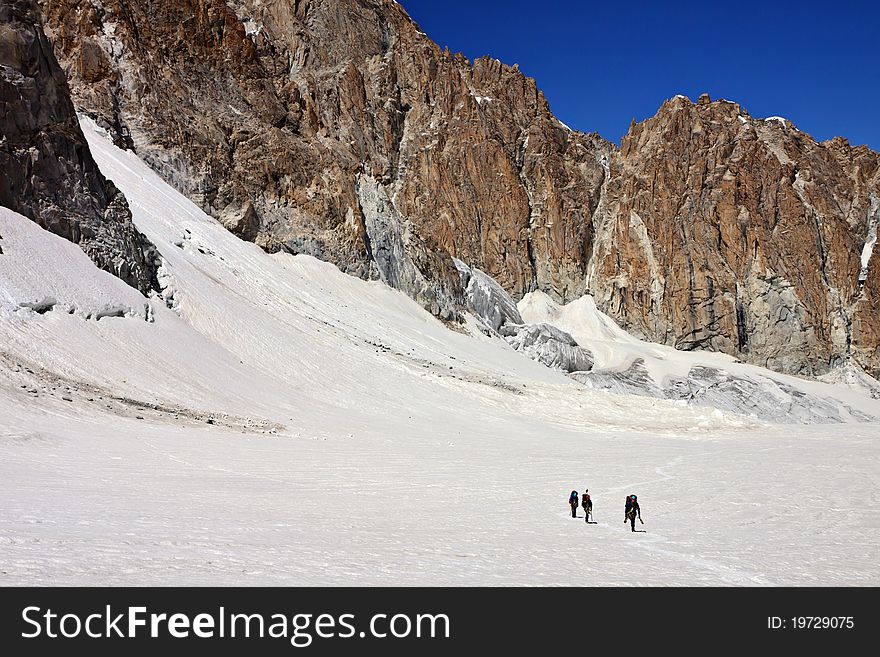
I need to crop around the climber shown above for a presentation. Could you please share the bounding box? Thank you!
[582,489,593,522]
[624,494,643,532]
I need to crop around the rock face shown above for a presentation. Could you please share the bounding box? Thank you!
[588,96,880,377]
[36,0,879,377]
[0,0,157,293]
[357,173,463,320]
[37,0,609,312]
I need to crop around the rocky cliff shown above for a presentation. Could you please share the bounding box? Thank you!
[35,0,880,377]
[37,0,610,320]
[588,95,880,376]
[0,0,157,293]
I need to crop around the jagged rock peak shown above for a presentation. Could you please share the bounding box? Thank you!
[0,0,158,293]
[590,91,880,376]
[32,0,880,378]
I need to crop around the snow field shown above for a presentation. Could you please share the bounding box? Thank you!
[0,120,877,585]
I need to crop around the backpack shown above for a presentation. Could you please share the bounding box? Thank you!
[582,494,591,506]
[569,491,578,505]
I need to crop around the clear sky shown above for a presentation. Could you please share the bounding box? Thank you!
[401,0,879,150]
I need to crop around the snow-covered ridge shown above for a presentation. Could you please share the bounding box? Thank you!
[1,118,875,429]
[1,118,879,587]
[555,118,573,132]
[0,116,761,437]
[515,290,877,423]
[452,250,878,422]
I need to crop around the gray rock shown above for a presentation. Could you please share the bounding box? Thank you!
[453,258,523,331]
[500,323,594,373]
[570,359,660,397]
[356,174,463,321]
[570,362,877,424]
[32,0,880,379]
[0,0,158,294]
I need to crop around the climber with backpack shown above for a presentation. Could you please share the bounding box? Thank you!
[569,490,579,518]
[582,489,593,523]
[625,494,643,532]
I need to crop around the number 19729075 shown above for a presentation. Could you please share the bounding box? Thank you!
[768,617,854,629]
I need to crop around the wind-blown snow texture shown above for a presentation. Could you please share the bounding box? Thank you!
[518,291,879,423]
[0,120,878,586]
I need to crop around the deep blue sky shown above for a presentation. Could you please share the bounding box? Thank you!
[401,0,879,150]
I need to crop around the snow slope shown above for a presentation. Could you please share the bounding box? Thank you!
[518,290,879,423]
[0,119,878,585]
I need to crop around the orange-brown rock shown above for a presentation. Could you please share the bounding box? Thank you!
[589,97,880,376]
[36,1,880,376]
[38,0,610,319]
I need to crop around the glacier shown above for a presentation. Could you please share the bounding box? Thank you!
[0,119,878,586]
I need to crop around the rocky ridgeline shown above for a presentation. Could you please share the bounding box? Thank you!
[31,0,880,378]
[0,0,157,293]
[36,0,609,322]
[588,94,880,378]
